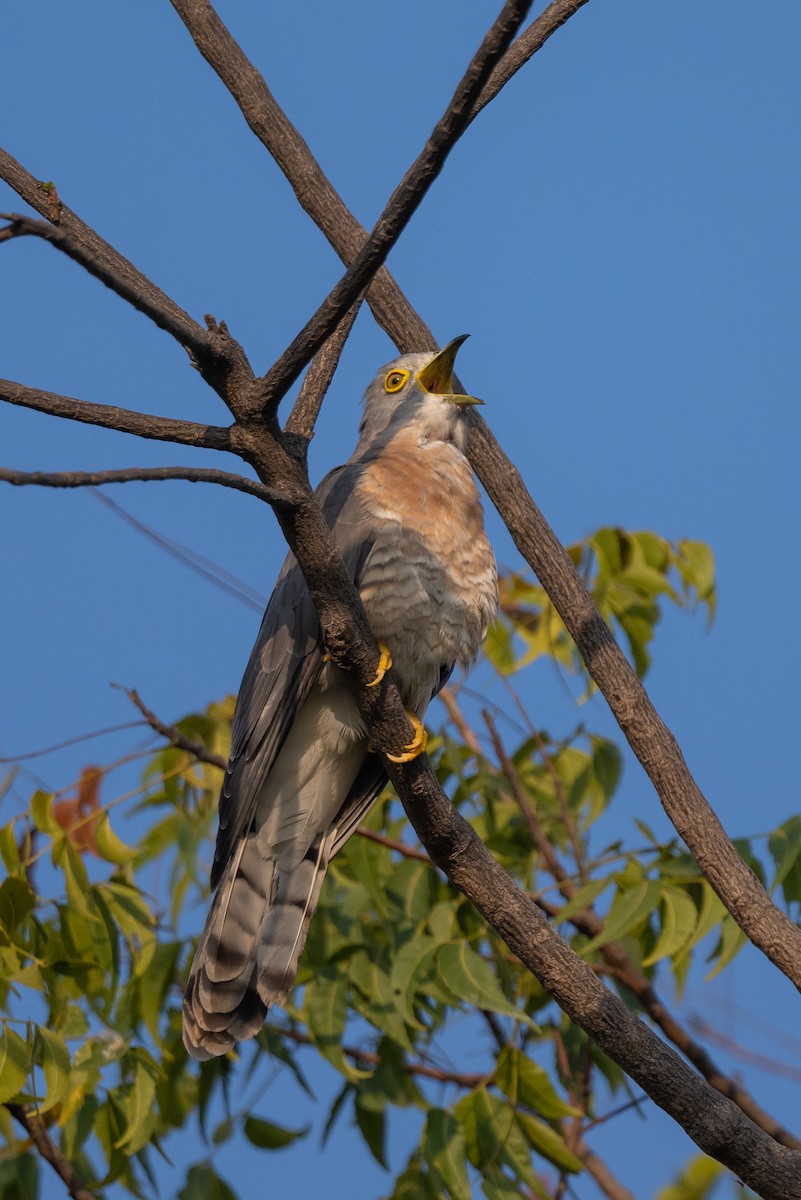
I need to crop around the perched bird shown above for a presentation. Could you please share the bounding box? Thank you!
[183,337,498,1059]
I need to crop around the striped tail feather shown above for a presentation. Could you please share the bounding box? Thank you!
[182,833,331,1060]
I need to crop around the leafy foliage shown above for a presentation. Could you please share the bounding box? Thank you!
[0,527,788,1198]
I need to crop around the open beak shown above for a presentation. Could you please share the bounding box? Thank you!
[417,334,483,406]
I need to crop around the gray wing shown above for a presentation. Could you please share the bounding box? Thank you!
[211,462,373,887]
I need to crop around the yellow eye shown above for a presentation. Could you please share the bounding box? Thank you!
[384,369,409,394]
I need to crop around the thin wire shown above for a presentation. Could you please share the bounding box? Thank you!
[90,489,268,612]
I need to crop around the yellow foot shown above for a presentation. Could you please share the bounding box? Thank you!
[387,711,428,763]
[321,651,332,664]
[367,641,393,688]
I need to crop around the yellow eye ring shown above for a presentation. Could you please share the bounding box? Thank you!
[384,369,409,394]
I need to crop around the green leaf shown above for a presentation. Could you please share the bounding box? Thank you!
[556,878,611,923]
[0,1024,31,1104]
[0,1154,39,1200]
[495,1047,579,1119]
[114,1052,158,1154]
[304,968,370,1081]
[96,882,156,976]
[30,790,59,834]
[0,820,22,874]
[516,1111,582,1173]
[386,859,436,923]
[705,914,747,980]
[768,816,801,897]
[657,1152,722,1199]
[93,813,139,865]
[349,952,415,1049]
[355,1099,387,1168]
[0,877,36,934]
[455,1087,514,1172]
[642,886,698,967]
[438,942,533,1024]
[685,883,726,952]
[36,1026,70,1113]
[344,835,389,917]
[243,1115,309,1150]
[388,935,439,1028]
[422,1108,471,1200]
[581,880,662,953]
[178,1164,238,1200]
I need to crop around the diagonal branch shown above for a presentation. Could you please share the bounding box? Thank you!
[6,1103,97,1200]
[168,0,801,992]
[168,0,591,355]
[0,465,281,503]
[284,302,361,448]
[484,710,801,1151]
[386,745,801,1198]
[0,154,211,364]
[253,0,535,416]
[0,166,256,406]
[0,378,234,450]
[471,0,592,122]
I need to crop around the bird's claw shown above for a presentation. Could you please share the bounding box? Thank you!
[387,711,428,763]
[367,641,392,688]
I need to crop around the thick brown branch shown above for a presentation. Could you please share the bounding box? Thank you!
[387,751,801,1197]
[6,1103,97,1200]
[466,413,801,991]
[0,378,234,450]
[254,0,534,415]
[0,465,283,502]
[484,716,801,1150]
[0,158,211,364]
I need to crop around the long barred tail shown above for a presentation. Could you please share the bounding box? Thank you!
[182,834,331,1061]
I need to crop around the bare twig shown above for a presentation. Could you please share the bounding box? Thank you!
[438,687,484,756]
[6,1104,97,1200]
[0,465,283,503]
[254,0,535,416]
[116,686,228,770]
[353,826,430,863]
[122,684,431,863]
[574,1139,635,1200]
[688,1017,801,1083]
[0,159,211,365]
[265,1024,484,1089]
[284,303,362,447]
[470,0,592,123]
[0,378,234,450]
[484,709,570,890]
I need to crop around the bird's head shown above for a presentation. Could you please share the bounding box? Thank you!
[358,335,482,451]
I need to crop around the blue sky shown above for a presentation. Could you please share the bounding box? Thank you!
[2,1,801,1197]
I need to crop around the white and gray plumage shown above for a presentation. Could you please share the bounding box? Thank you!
[183,337,498,1060]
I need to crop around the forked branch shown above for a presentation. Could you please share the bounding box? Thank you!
[0,466,280,502]
[254,0,536,416]
[0,378,234,450]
